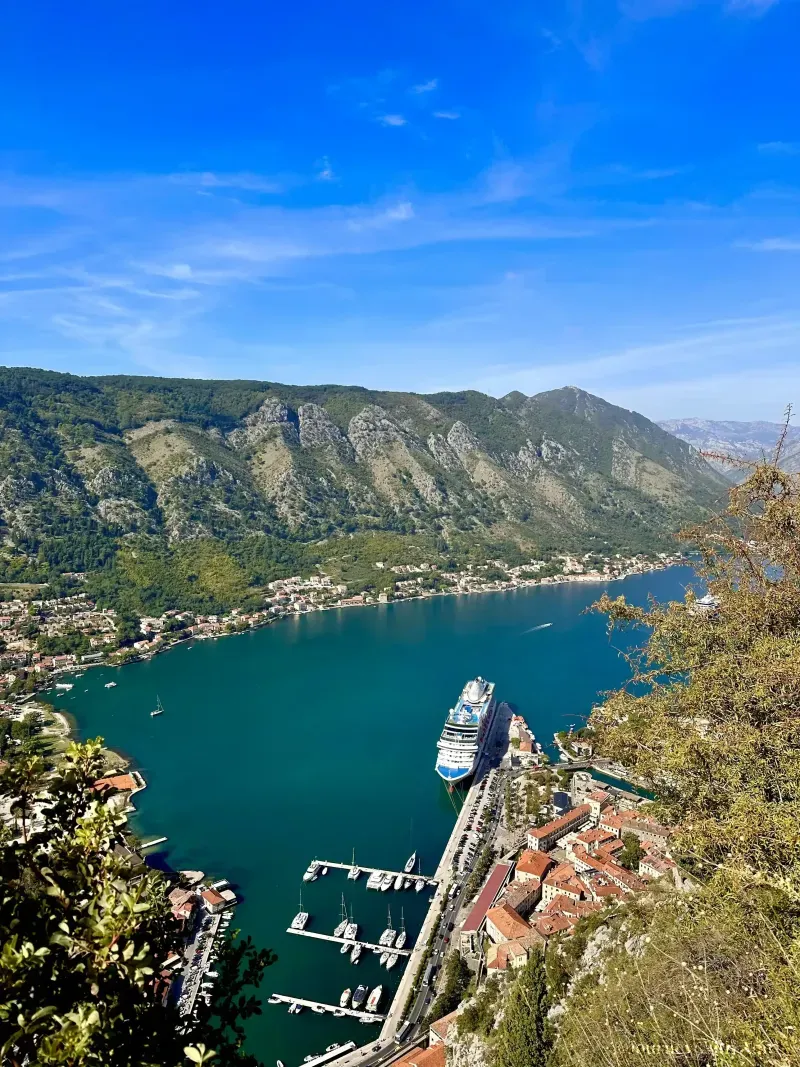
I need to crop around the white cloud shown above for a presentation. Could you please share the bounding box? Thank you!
[347,201,415,231]
[757,141,800,155]
[411,79,438,94]
[738,237,800,251]
[378,114,408,127]
[316,156,335,181]
[176,171,284,194]
[433,111,461,120]
[726,0,779,12]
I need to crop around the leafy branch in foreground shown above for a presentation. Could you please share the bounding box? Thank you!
[549,455,800,1067]
[0,738,273,1067]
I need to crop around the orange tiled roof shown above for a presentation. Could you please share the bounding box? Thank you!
[529,804,591,841]
[516,850,555,879]
[486,902,531,941]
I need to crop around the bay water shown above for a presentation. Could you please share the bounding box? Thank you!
[51,565,697,1065]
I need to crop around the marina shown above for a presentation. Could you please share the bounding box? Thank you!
[267,994,387,1022]
[311,860,436,885]
[285,928,412,956]
[56,565,695,1065]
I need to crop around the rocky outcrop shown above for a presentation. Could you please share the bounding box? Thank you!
[298,403,354,460]
[446,420,482,460]
[347,405,421,461]
[228,397,299,449]
[426,432,463,471]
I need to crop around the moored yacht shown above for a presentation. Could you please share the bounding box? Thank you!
[395,909,407,950]
[393,874,404,891]
[378,907,396,947]
[366,986,383,1013]
[302,860,321,882]
[404,851,416,873]
[340,989,351,1008]
[347,848,361,880]
[367,871,382,890]
[386,953,398,970]
[291,891,308,930]
[351,985,368,1010]
[333,894,348,938]
[380,873,393,891]
[350,943,362,964]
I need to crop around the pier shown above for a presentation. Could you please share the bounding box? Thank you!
[268,993,386,1021]
[314,860,437,884]
[303,1042,357,1066]
[141,836,168,849]
[286,928,412,955]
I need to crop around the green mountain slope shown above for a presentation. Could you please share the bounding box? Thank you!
[0,368,728,603]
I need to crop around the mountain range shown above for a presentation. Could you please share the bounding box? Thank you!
[658,418,800,479]
[0,368,729,604]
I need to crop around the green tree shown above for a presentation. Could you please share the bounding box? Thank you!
[496,950,551,1067]
[0,739,274,1066]
[617,832,643,871]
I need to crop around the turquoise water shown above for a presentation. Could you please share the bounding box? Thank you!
[50,565,698,1066]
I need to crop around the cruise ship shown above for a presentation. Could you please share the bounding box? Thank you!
[435,677,496,787]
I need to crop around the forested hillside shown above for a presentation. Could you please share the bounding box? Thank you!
[0,368,727,611]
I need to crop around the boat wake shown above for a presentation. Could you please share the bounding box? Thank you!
[522,622,553,634]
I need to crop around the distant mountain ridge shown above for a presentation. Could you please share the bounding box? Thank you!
[0,369,728,595]
[658,418,800,478]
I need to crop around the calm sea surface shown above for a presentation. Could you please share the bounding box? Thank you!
[50,565,698,1066]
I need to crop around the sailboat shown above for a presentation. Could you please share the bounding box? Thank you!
[404,851,417,873]
[291,890,309,931]
[347,847,361,881]
[334,894,348,938]
[395,908,407,950]
[415,856,425,892]
[151,695,164,718]
[378,906,396,947]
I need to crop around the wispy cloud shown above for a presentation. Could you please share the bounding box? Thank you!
[316,156,335,181]
[411,78,438,94]
[433,110,460,121]
[738,237,800,251]
[378,114,408,127]
[758,141,800,155]
[174,171,284,194]
[726,0,780,13]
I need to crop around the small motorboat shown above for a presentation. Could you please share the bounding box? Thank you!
[380,874,393,891]
[277,1061,285,1067]
[333,1009,346,1017]
[288,1002,302,1014]
[350,944,362,964]
[394,874,404,891]
[403,878,412,889]
[415,879,425,892]
[104,681,117,688]
[340,941,353,955]
[312,1005,326,1014]
[267,995,281,1005]
[322,866,328,876]
[340,989,351,1008]
[326,1044,340,1053]
[379,951,389,966]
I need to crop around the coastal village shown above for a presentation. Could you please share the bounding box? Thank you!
[0,549,683,700]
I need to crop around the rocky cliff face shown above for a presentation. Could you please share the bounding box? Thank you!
[0,369,728,560]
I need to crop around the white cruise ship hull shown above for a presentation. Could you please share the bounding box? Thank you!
[435,678,496,787]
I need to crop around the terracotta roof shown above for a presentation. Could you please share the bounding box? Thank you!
[94,773,137,793]
[461,862,514,933]
[529,804,591,841]
[587,789,611,802]
[397,1045,447,1067]
[515,850,555,879]
[486,902,531,941]
[429,1008,460,1043]
[531,912,574,938]
[574,827,616,848]
[201,889,225,907]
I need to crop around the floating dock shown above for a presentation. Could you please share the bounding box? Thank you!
[268,993,385,1021]
[313,861,437,883]
[141,836,168,849]
[303,1041,357,1066]
[285,928,412,955]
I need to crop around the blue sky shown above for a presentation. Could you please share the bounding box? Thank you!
[1,0,799,420]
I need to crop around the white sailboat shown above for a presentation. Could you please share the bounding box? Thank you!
[343,902,358,942]
[386,953,399,970]
[395,909,407,950]
[151,695,164,717]
[334,894,348,938]
[415,857,425,892]
[404,851,417,873]
[291,890,308,931]
[347,847,361,881]
[378,907,396,947]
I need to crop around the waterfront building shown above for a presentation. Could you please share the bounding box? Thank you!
[485,902,531,944]
[458,861,513,956]
[527,804,592,851]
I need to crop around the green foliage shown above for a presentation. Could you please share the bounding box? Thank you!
[456,976,503,1038]
[495,950,551,1067]
[618,833,643,871]
[37,629,91,656]
[428,952,471,1022]
[0,739,273,1066]
[465,844,495,900]
[550,457,800,1067]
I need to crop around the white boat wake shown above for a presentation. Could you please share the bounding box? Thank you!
[522,622,553,634]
